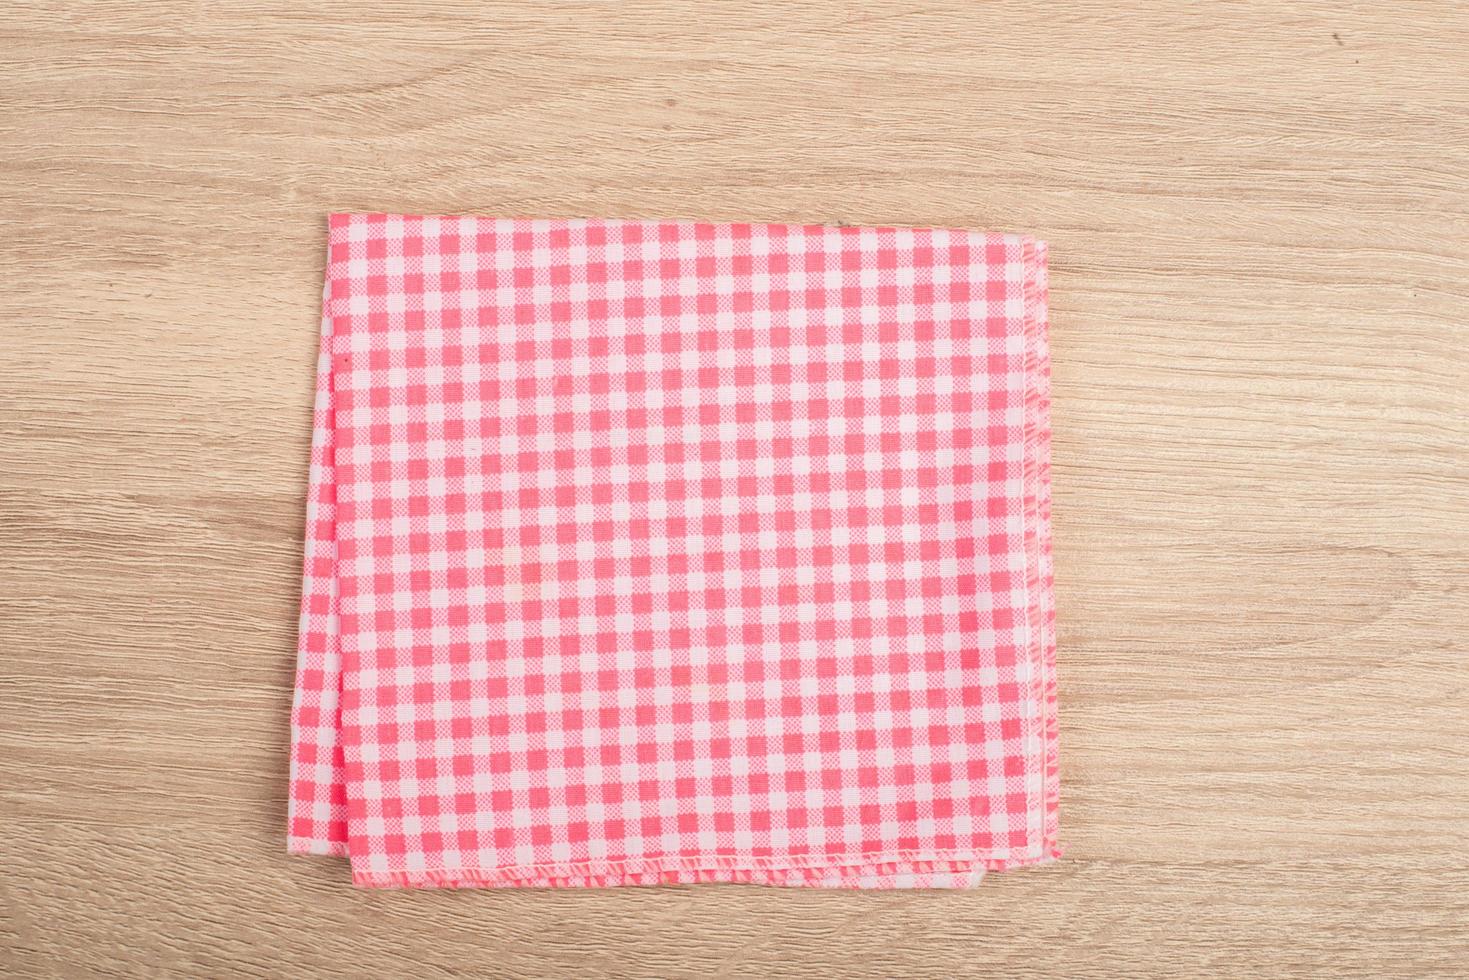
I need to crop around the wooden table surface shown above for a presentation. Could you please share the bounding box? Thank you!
[4,2,1467,976]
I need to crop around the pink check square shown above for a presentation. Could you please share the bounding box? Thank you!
[288,215,1056,888]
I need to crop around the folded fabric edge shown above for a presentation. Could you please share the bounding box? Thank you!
[285,269,350,855]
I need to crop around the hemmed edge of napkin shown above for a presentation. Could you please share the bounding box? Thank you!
[349,850,1052,889]
[1023,239,1061,864]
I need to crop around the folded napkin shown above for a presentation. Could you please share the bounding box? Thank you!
[287,214,1057,887]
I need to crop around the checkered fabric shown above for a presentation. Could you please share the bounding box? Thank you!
[288,214,1057,888]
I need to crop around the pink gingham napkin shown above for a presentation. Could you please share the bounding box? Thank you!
[287,214,1057,887]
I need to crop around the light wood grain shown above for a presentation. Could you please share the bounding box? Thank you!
[2,2,1467,976]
